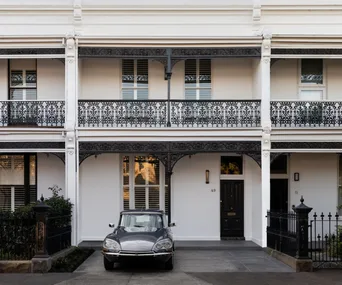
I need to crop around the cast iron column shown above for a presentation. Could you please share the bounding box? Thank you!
[166,152,172,225]
[293,196,313,259]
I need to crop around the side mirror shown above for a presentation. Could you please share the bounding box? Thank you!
[109,223,115,228]
[168,222,176,227]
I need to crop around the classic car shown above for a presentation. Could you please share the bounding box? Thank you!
[102,210,175,270]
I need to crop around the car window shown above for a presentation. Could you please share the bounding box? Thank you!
[120,213,163,232]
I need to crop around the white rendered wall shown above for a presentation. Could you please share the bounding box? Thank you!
[212,59,253,100]
[80,154,121,241]
[252,59,262,99]
[37,59,65,100]
[79,59,255,100]
[37,153,65,198]
[172,153,259,241]
[0,60,7,101]
[80,59,120,100]
[289,153,338,220]
[270,59,298,100]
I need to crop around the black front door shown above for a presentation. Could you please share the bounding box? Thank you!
[220,180,244,238]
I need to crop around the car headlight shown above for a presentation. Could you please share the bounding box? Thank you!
[153,238,173,251]
[103,238,121,252]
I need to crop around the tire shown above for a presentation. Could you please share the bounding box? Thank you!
[104,257,115,271]
[165,256,174,270]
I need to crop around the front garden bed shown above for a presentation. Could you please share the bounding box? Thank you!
[49,247,94,272]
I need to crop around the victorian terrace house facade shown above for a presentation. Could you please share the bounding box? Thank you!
[0,0,341,248]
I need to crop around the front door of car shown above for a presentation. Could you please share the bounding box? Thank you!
[220,180,244,238]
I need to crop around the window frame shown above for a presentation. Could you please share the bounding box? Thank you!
[184,59,211,100]
[298,59,326,100]
[8,59,37,101]
[121,154,165,211]
[0,153,37,211]
[121,59,149,100]
[220,154,245,180]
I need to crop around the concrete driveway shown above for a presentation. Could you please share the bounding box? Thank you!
[75,249,293,273]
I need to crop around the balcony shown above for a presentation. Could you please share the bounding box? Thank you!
[78,100,261,128]
[271,101,342,127]
[0,100,65,127]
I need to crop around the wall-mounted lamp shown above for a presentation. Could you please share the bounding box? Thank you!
[294,172,300,182]
[205,170,210,184]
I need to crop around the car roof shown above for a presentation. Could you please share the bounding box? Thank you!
[120,209,164,215]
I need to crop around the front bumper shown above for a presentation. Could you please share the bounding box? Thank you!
[102,250,172,263]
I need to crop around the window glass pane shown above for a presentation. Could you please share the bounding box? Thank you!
[123,156,129,185]
[134,156,159,185]
[26,71,37,87]
[199,88,211,100]
[136,88,148,100]
[26,89,37,100]
[137,59,148,86]
[199,59,211,84]
[0,186,11,211]
[149,187,159,209]
[271,155,287,174]
[123,187,130,210]
[134,187,146,209]
[122,89,134,100]
[10,89,24,100]
[185,59,197,86]
[221,156,243,175]
[0,155,24,185]
[301,59,323,84]
[14,185,25,209]
[122,59,134,86]
[11,71,23,87]
[30,155,36,185]
[185,89,197,100]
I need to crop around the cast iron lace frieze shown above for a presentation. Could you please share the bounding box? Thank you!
[78,100,261,128]
[0,101,65,127]
[271,101,342,127]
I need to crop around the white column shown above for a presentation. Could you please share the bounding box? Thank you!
[261,31,272,248]
[65,35,78,246]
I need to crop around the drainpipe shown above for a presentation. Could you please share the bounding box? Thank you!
[166,48,172,127]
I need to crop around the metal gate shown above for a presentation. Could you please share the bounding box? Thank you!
[309,212,342,269]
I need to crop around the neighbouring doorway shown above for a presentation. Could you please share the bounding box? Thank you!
[270,179,288,231]
[270,179,288,213]
[220,180,244,239]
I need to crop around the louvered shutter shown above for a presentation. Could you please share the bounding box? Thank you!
[199,59,211,100]
[185,59,197,100]
[134,187,146,209]
[149,187,159,209]
[136,59,148,100]
[122,59,135,100]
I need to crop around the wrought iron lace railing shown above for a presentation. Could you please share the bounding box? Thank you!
[78,100,261,128]
[0,100,65,127]
[271,101,342,127]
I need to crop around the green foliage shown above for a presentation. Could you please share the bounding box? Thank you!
[49,247,94,272]
[327,225,342,258]
[0,185,73,260]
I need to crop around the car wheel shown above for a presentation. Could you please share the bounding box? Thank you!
[165,256,174,270]
[103,257,115,271]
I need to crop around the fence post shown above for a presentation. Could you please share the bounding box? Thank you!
[31,195,51,273]
[293,196,313,259]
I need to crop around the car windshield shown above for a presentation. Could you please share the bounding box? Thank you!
[119,213,164,232]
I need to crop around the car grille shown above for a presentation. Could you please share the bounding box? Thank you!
[120,250,153,254]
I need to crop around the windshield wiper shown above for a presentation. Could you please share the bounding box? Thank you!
[133,225,145,228]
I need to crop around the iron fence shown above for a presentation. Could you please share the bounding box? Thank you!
[0,211,36,260]
[46,214,72,255]
[78,99,261,128]
[0,100,65,127]
[271,101,342,127]
[266,211,297,257]
[309,212,342,269]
